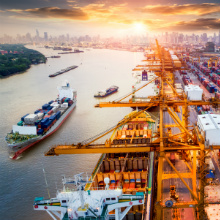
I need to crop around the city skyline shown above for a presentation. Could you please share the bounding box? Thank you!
[0,0,220,37]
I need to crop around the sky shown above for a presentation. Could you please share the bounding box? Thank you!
[0,0,220,37]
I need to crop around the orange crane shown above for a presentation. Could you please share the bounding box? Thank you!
[45,40,220,220]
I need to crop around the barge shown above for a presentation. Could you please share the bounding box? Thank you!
[49,65,78,77]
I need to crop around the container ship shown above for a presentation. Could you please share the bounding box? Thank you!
[33,111,156,220]
[5,81,77,160]
[94,86,119,98]
[49,65,78,77]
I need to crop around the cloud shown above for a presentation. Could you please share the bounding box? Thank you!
[9,7,89,20]
[159,18,220,31]
[140,3,220,16]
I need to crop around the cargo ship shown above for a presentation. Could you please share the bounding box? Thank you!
[49,65,78,77]
[5,81,77,160]
[94,86,119,98]
[33,111,156,220]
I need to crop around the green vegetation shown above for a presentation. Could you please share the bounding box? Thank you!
[0,44,46,77]
[6,132,38,144]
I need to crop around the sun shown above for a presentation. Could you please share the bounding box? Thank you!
[133,22,147,34]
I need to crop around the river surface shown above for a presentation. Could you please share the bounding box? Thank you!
[0,46,145,220]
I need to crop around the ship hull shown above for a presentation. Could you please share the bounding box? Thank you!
[8,102,76,159]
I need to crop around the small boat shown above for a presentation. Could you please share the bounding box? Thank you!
[94,86,119,98]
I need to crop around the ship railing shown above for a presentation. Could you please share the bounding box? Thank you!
[34,198,60,205]
[119,194,144,201]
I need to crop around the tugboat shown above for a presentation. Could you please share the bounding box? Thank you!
[94,86,119,98]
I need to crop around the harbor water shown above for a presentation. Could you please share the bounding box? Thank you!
[0,47,145,220]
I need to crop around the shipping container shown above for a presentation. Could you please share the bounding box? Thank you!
[43,115,50,119]
[170,153,175,165]
[56,111,61,119]
[48,100,54,105]
[24,114,38,124]
[34,120,41,126]
[49,115,56,121]
[202,105,207,111]
[41,118,49,125]
[42,103,50,110]
[34,109,41,114]
[37,112,44,120]
[68,100,73,106]
[21,114,29,122]
[47,110,53,115]
[17,121,23,126]
[197,106,202,112]
[37,128,44,135]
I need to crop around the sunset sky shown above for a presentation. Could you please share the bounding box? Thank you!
[1,0,220,37]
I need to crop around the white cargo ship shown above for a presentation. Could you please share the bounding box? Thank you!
[5,81,77,159]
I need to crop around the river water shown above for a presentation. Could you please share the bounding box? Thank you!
[0,46,145,220]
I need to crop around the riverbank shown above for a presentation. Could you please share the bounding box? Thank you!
[0,44,46,78]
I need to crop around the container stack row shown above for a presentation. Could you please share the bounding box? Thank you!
[17,97,74,135]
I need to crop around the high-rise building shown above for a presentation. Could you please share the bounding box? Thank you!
[201,33,208,43]
[213,33,216,43]
[44,32,48,41]
[219,31,220,45]
[36,29,39,38]
[36,29,40,42]
[205,42,215,52]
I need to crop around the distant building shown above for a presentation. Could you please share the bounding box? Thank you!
[205,42,215,52]
[219,31,220,45]
[44,32,48,41]
[0,50,8,55]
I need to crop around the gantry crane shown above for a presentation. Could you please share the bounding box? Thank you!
[208,57,219,68]
[45,40,220,220]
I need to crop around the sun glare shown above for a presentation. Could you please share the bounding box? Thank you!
[133,22,147,34]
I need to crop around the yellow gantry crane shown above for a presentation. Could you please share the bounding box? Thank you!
[45,40,220,220]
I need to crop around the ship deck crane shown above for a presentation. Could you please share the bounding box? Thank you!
[45,40,220,220]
